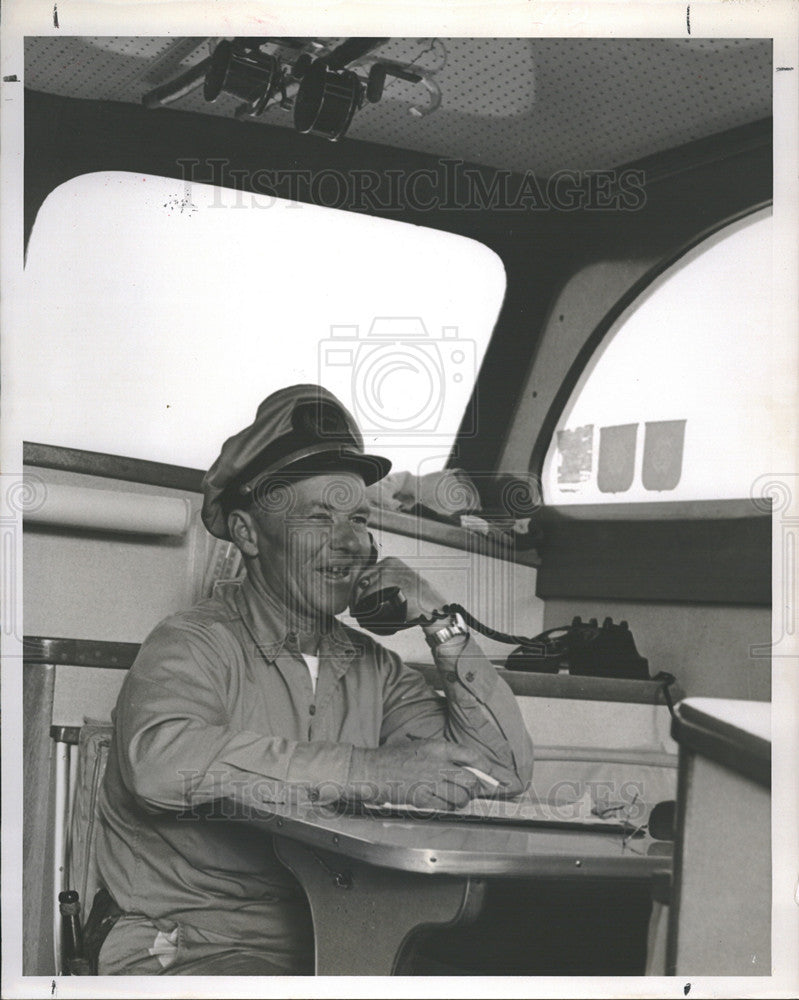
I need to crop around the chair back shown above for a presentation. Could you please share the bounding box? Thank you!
[67,722,115,917]
[49,662,127,974]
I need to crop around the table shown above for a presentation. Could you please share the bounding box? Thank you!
[248,800,673,975]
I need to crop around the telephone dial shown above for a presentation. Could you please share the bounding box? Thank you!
[503,617,650,680]
[351,535,655,684]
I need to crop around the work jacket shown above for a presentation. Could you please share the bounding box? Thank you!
[96,575,534,964]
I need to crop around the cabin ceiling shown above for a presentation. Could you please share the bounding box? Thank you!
[24,36,771,176]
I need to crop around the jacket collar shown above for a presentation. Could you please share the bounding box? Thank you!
[221,574,360,668]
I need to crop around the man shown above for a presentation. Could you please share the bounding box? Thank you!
[94,384,534,975]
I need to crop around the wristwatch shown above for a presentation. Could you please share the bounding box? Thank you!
[425,614,469,648]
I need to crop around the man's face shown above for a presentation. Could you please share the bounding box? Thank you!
[249,471,373,621]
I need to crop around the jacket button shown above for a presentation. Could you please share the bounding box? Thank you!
[446,671,457,682]
[309,704,316,715]
[465,671,475,682]
[309,789,320,802]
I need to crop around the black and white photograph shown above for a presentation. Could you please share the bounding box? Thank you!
[2,3,797,997]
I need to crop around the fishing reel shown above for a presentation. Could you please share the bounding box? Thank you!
[203,38,443,139]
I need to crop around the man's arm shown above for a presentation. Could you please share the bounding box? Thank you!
[114,621,355,811]
[114,619,501,814]
[354,557,535,797]
[374,631,534,796]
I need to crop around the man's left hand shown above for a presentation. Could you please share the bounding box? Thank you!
[354,555,449,624]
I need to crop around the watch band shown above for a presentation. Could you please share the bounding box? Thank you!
[425,620,470,648]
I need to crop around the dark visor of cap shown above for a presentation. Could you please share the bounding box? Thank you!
[227,427,358,498]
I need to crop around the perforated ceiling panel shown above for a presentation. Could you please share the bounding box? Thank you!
[24,36,771,175]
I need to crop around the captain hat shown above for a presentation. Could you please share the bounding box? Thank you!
[201,384,391,540]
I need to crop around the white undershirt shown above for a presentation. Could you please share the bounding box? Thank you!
[300,653,320,693]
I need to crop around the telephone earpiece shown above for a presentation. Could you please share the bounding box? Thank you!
[350,533,412,635]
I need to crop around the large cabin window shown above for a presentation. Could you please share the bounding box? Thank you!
[21,171,505,478]
[542,210,782,504]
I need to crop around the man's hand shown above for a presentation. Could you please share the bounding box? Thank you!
[355,556,448,624]
[346,738,501,809]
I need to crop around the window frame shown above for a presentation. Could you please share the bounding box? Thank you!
[538,205,775,508]
[525,208,774,605]
[529,202,773,505]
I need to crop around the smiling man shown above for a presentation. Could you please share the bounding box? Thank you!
[93,384,534,976]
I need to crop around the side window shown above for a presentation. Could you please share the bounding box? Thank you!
[542,211,780,504]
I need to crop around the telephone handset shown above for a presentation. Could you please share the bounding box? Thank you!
[350,534,413,635]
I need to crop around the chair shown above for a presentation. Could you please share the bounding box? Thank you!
[45,659,127,975]
[51,721,114,973]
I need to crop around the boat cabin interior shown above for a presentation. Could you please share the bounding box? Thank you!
[11,32,785,983]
